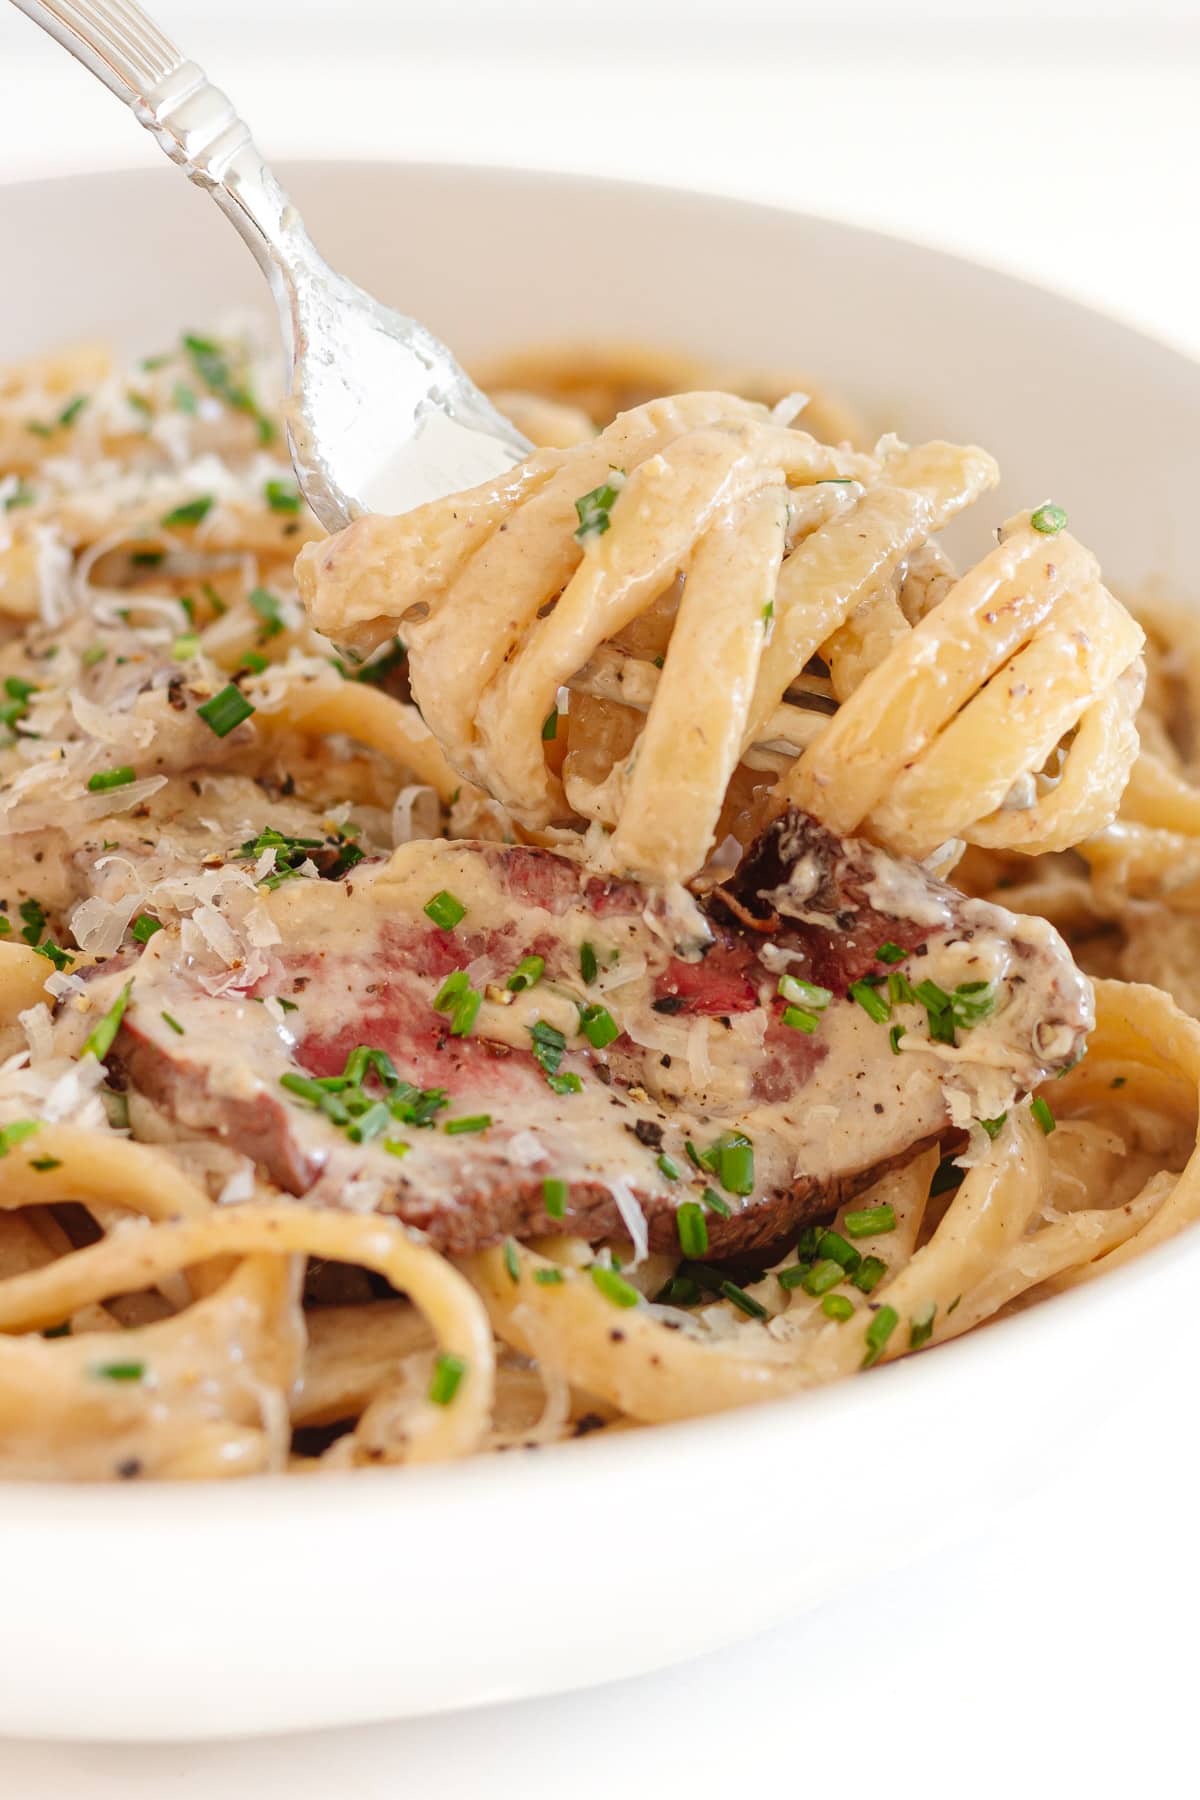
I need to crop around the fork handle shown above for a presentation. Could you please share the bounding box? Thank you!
[9,0,315,302]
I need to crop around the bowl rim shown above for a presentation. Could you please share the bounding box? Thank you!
[4,153,1197,374]
[0,154,1195,1516]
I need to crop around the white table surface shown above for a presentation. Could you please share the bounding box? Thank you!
[0,14,1196,1793]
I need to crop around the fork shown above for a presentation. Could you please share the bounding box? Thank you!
[8,0,532,529]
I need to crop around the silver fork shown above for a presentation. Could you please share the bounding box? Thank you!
[8,0,531,529]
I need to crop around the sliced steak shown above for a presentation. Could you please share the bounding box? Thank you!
[113,808,1092,1259]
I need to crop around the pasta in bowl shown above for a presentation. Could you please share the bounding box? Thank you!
[0,316,1194,1485]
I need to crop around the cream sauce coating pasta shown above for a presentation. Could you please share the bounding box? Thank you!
[0,329,1194,1481]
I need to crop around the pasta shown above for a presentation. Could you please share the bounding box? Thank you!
[0,324,1194,1482]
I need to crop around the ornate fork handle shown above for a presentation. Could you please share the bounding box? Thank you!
[9,0,531,524]
[10,0,312,299]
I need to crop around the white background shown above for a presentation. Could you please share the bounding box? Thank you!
[0,1,1197,1792]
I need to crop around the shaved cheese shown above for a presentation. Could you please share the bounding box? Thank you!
[506,1129,549,1169]
[32,522,75,626]
[217,1162,256,1206]
[606,1176,649,1266]
[391,784,440,847]
[78,775,167,821]
[19,1004,54,1065]
[70,890,143,956]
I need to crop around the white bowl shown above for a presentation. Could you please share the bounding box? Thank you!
[1,162,1197,1744]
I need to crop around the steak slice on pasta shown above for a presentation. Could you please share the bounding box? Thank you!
[110,808,1092,1260]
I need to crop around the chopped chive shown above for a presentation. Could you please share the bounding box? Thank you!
[573,472,625,541]
[887,970,916,1007]
[172,633,200,660]
[161,1011,184,1035]
[657,1274,701,1306]
[656,1153,681,1181]
[822,1294,854,1322]
[543,1176,568,1219]
[713,1133,754,1197]
[1031,1095,1056,1134]
[546,1071,583,1095]
[776,1263,811,1291]
[849,979,890,1024]
[930,1159,963,1196]
[347,1101,392,1143]
[30,1155,62,1172]
[0,919,9,936]
[862,1305,899,1368]
[909,1301,937,1349]
[542,707,558,741]
[86,766,135,793]
[93,1361,146,1382]
[843,1202,897,1239]
[817,1229,861,1271]
[161,494,214,528]
[240,652,269,675]
[33,940,73,972]
[58,394,88,428]
[448,989,481,1037]
[927,1004,957,1045]
[580,941,598,984]
[534,1267,564,1286]
[433,969,469,1012]
[1031,502,1067,536]
[444,1113,490,1134]
[130,549,163,567]
[81,980,132,1062]
[197,684,254,737]
[720,1279,768,1320]
[876,942,907,964]
[0,1120,40,1154]
[676,1201,708,1259]
[782,1004,819,1033]
[979,1113,1007,1139]
[762,600,774,628]
[424,889,466,930]
[951,982,995,1028]
[947,1294,962,1315]
[701,1185,732,1218]
[503,1238,520,1283]
[1111,1076,1127,1089]
[19,898,46,945]
[248,586,284,638]
[914,979,951,1014]
[382,1138,410,1158]
[851,1255,887,1294]
[428,1352,466,1405]
[3,477,35,510]
[590,1265,640,1308]
[528,1020,567,1076]
[801,1258,845,1296]
[264,478,301,514]
[777,973,833,1009]
[172,380,197,413]
[580,1003,619,1050]
[889,1024,905,1055]
[507,954,544,992]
